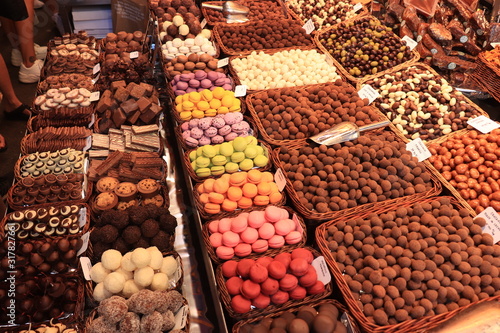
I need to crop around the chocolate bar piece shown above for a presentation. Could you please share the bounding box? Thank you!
[139,82,154,97]
[95,150,123,175]
[110,80,127,91]
[114,86,130,103]
[96,94,114,114]
[129,84,146,99]
[140,105,161,123]
[128,111,141,124]
[126,82,138,93]
[132,124,159,135]
[112,108,127,127]
[136,97,152,113]
[121,99,139,114]
[89,150,109,158]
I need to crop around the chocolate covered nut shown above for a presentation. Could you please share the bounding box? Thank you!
[287,0,361,30]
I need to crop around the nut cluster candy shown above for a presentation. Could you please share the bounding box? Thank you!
[324,197,500,326]
[278,131,433,214]
[287,0,360,30]
[171,71,232,95]
[319,16,413,77]
[222,248,325,314]
[189,136,268,177]
[365,65,483,141]
[180,112,252,148]
[175,87,241,120]
[150,0,201,18]
[197,170,283,214]
[208,206,302,260]
[102,31,145,55]
[231,49,341,90]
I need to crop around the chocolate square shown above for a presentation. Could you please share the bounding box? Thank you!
[127,111,141,124]
[96,95,114,114]
[140,108,158,123]
[112,108,127,127]
[136,97,152,113]
[139,82,154,97]
[126,82,138,93]
[110,80,127,91]
[121,99,139,114]
[129,84,146,99]
[114,86,130,103]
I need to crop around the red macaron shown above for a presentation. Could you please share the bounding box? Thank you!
[221,260,239,278]
[241,279,261,299]
[268,260,287,280]
[236,258,255,278]
[226,276,244,295]
[249,263,268,283]
[261,278,280,296]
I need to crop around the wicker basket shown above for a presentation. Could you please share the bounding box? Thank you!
[201,0,289,26]
[202,205,307,264]
[6,176,93,211]
[245,81,388,147]
[357,62,490,145]
[216,247,332,319]
[183,139,273,182]
[270,131,442,222]
[315,196,500,333]
[314,15,420,84]
[212,19,314,56]
[470,53,500,103]
[193,180,287,221]
[174,115,258,152]
[232,298,361,333]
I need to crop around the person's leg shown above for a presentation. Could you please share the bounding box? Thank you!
[0,134,5,151]
[0,53,31,118]
[15,0,36,68]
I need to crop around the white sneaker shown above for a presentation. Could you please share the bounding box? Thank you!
[11,44,47,67]
[19,59,43,84]
[34,0,45,9]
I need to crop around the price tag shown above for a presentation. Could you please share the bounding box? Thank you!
[406,137,432,162]
[201,18,207,29]
[89,91,100,102]
[172,256,182,284]
[353,2,363,12]
[303,19,315,34]
[401,35,418,51]
[79,207,87,227]
[174,305,189,330]
[92,63,100,75]
[357,84,380,105]
[467,116,500,134]
[217,57,229,68]
[80,257,92,281]
[234,85,247,97]
[477,207,500,244]
[84,158,89,174]
[130,51,139,59]
[292,213,304,234]
[83,136,92,151]
[88,113,96,129]
[312,256,331,285]
[77,232,90,256]
[492,42,500,48]
[274,168,287,192]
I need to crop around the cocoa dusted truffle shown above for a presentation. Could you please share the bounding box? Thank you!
[162,310,175,331]
[150,231,172,252]
[134,237,150,249]
[166,290,184,313]
[109,210,130,229]
[128,206,149,225]
[159,213,177,235]
[113,238,130,254]
[141,219,160,238]
[155,290,174,313]
[99,225,119,244]
[144,203,163,219]
[123,225,142,244]
[99,210,118,227]
[87,316,119,333]
[119,312,140,333]
[98,296,128,323]
[127,289,157,314]
[140,311,163,333]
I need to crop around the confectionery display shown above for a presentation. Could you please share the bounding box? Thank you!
[91,125,161,153]
[90,247,181,301]
[286,0,362,30]
[202,0,287,24]
[18,149,86,178]
[188,136,269,177]
[179,112,252,148]
[174,87,242,120]
[230,49,342,90]
[163,53,225,79]
[170,71,233,96]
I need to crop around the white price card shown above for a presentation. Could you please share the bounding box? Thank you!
[130,51,139,59]
[357,84,380,105]
[292,213,304,234]
[402,35,418,51]
[174,305,189,330]
[83,136,92,151]
[80,257,92,281]
[89,91,100,102]
[217,57,229,68]
[303,19,315,34]
[353,2,363,12]
[88,113,96,128]
[77,232,90,256]
[312,256,331,285]
[406,137,431,162]
[274,168,287,192]
[91,73,100,85]
[201,18,207,29]
[92,63,100,75]
[492,42,500,48]
[78,207,87,227]
[477,207,500,244]
[234,85,247,97]
[467,115,500,134]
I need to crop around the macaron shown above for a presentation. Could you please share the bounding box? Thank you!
[249,263,268,283]
[247,169,263,184]
[274,219,293,236]
[238,196,253,209]
[307,281,326,295]
[264,205,284,223]
[268,261,287,280]
[237,258,255,278]
[271,290,290,305]
[274,253,292,270]
[252,293,271,309]
[204,202,221,214]
[252,239,268,253]
[289,258,310,277]
[221,260,239,278]
[209,233,223,247]
[241,280,260,299]
[248,210,266,228]
[289,286,307,300]
[208,220,219,234]
[234,243,252,257]
[285,231,303,245]
[226,276,243,295]
[216,246,235,260]
[299,266,318,288]
[222,199,238,212]
[230,215,247,233]
[222,231,240,247]
[231,295,251,314]
[268,235,285,249]
[227,186,243,202]
[258,223,275,240]
[208,192,224,204]
[256,256,273,268]
[242,183,258,198]
[291,248,314,264]
[261,278,279,296]
[218,218,232,233]
[280,274,299,292]
[240,227,259,244]
[254,195,270,206]
[229,172,247,187]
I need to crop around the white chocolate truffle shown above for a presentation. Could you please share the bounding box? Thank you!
[148,247,163,270]
[121,252,137,272]
[116,267,134,281]
[172,15,184,27]
[101,249,122,271]
[179,24,189,36]
[150,273,169,291]
[160,256,178,277]
[122,279,143,298]
[201,29,211,39]
[103,271,126,294]
[90,262,110,283]
[131,248,151,268]
[134,266,155,287]
[172,38,183,48]
[194,35,205,46]
[93,282,113,302]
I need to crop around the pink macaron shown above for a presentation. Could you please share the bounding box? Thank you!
[274,252,292,270]
[252,239,268,253]
[222,231,240,247]
[231,295,251,314]
[268,235,285,249]
[264,205,283,223]
[237,259,255,278]
[231,215,248,233]
[285,231,302,245]
[240,227,259,244]
[274,219,293,236]
[234,243,252,257]
[289,285,307,300]
[267,261,286,280]
[209,233,223,247]
[218,218,232,233]
[258,223,275,240]
[208,220,219,234]
[216,246,235,260]
[249,263,268,283]
[240,280,261,300]
[248,210,266,228]
[291,248,314,264]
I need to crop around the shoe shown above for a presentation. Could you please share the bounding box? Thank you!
[34,0,45,9]
[4,104,32,121]
[11,44,47,67]
[19,59,43,84]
